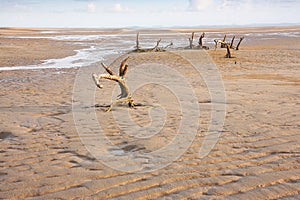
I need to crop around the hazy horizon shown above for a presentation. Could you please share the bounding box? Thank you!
[0,0,299,28]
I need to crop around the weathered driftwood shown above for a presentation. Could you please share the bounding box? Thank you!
[198,32,209,50]
[224,42,232,58]
[189,32,195,49]
[236,37,244,50]
[92,57,134,112]
[198,33,204,47]
[132,33,172,52]
[215,35,244,51]
[230,36,236,49]
[220,35,227,48]
[214,35,228,49]
[135,32,141,50]
[221,41,232,58]
[185,32,209,50]
[164,42,174,49]
[215,40,233,58]
[214,39,223,50]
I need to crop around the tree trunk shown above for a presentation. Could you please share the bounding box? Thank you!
[218,41,232,58]
[198,32,209,50]
[225,43,232,58]
[198,32,204,47]
[189,32,195,49]
[135,32,140,50]
[236,37,244,50]
[223,34,227,42]
[230,36,235,49]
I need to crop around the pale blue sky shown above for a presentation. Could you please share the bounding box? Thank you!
[0,0,299,27]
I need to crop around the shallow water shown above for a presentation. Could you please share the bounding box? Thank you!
[0,30,299,71]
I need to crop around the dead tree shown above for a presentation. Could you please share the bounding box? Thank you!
[230,36,235,49]
[152,39,162,51]
[92,57,134,112]
[198,32,209,50]
[189,32,195,49]
[214,39,223,50]
[198,32,204,47]
[222,41,232,58]
[216,41,232,58]
[220,35,227,48]
[214,35,228,49]
[235,37,244,50]
[224,42,232,58]
[164,42,173,49]
[132,33,172,52]
[135,32,140,50]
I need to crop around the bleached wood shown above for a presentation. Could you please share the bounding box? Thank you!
[92,57,134,112]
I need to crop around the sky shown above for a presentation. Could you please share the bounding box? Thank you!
[0,0,299,28]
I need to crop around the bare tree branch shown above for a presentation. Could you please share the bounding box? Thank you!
[164,42,173,49]
[153,39,162,50]
[97,74,120,82]
[230,36,236,49]
[221,34,227,48]
[119,56,129,77]
[236,37,244,50]
[214,39,223,50]
[101,63,114,75]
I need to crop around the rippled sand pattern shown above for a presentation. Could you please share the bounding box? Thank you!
[0,27,300,199]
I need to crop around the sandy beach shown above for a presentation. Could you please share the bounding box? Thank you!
[0,26,300,199]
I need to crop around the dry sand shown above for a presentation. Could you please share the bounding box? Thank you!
[0,27,299,199]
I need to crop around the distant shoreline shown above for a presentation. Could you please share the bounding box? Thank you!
[1,24,300,31]
[0,26,299,38]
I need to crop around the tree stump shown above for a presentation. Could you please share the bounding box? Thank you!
[217,41,233,58]
[135,32,141,50]
[198,32,209,50]
[92,57,134,112]
[224,43,232,58]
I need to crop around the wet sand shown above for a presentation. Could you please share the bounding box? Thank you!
[0,27,300,199]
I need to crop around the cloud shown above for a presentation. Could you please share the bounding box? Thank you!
[113,3,122,12]
[218,0,299,10]
[112,3,131,12]
[87,2,96,12]
[188,0,212,11]
[0,1,36,12]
